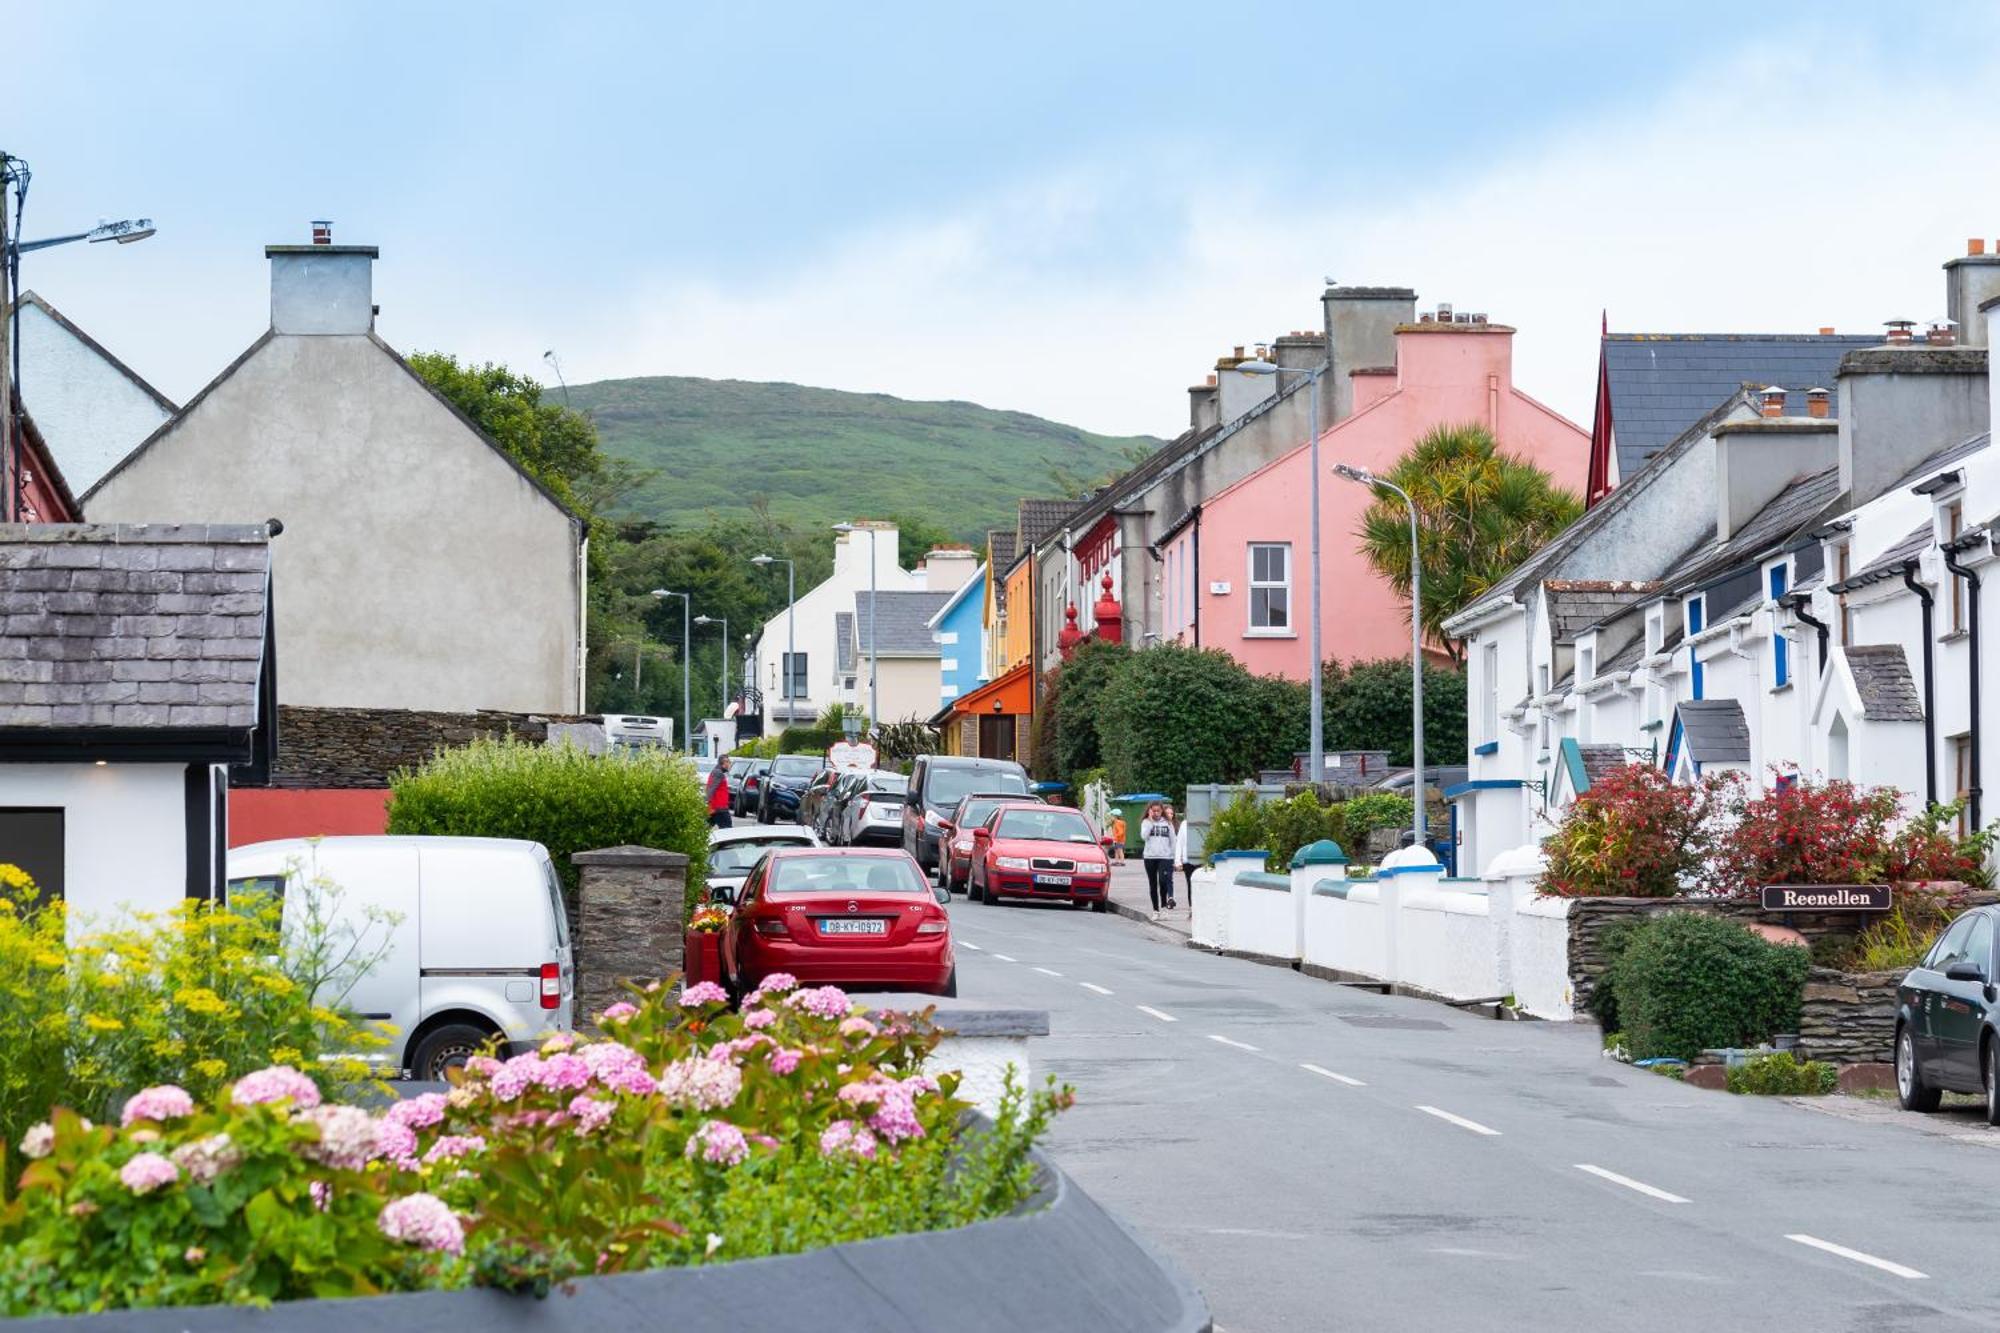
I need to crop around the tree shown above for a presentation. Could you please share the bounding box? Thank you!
[1096,644,1302,803]
[1356,423,1581,666]
[1321,658,1467,767]
[1048,639,1133,783]
[407,352,613,518]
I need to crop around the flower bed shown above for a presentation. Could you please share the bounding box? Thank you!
[0,978,1069,1317]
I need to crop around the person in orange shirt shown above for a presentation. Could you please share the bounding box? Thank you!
[1106,814,1127,863]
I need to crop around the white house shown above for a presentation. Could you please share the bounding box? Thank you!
[13,292,177,495]
[750,523,921,731]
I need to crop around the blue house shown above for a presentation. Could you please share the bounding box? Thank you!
[925,563,988,716]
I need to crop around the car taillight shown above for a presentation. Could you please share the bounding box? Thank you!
[539,962,561,1010]
[917,919,948,935]
[753,915,790,937]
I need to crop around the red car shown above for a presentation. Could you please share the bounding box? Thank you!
[721,847,957,997]
[938,792,1023,892]
[968,803,1111,910]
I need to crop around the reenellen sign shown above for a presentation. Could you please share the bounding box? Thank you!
[827,741,878,771]
[1759,884,1893,912]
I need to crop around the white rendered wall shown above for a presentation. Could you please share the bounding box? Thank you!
[0,764,190,928]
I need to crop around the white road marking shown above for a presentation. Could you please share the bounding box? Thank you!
[1209,1034,1260,1052]
[1080,982,1114,995]
[1573,1164,1689,1204]
[1032,966,1063,977]
[1415,1105,1500,1136]
[1784,1234,1928,1280]
[991,953,1017,962]
[958,941,982,951]
[1136,1005,1178,1023]
[1300,1063,1365,1087]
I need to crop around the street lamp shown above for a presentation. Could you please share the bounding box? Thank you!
[831,522,879,734]
[651,588,691,753]
[1238,356,1327,786]
[750,554,796,729]
[693,613,729,714]
[1333,462,1425,848]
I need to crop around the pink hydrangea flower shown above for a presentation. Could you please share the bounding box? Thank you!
[464,1054,503,1079]
[684,1119,749,1166]
[310,1179,332,1211]
[422,1134,486,1165]
[295,1104,381,1170]
[599,1001,639,1022]
[568,1094,616,1135]
[119,1151,180,1195]
[767,1047,804,1076]
[374,1119,419,1168]
[757,972,799,994]
[377,1193,466,1256]
[657,1057,743,1110]
[680,981,730,1008]
[383,1093,447,1132]
[578,1040,649,1091]
[540,1032,581,1053]
[741,1007,777,1030]
[819,1119,878,1161]
[18,1122,53,1160]
[489,1053,544,1102]
[121,1084,195,1127]
[838,1077,925,1144]
[170,1132,242,1184]
[535,1053,593,1092]
[838,1017,879,1040]
[787,985,852,1019]
[230,1065,322,1109]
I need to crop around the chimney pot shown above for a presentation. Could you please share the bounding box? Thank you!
[310,220,333,246]
[1806,387,1830,419]
[1885,319,1916,345]
[1205,373,1217,387]
[1760,385,1787,417]
[1817,326,1836,336]
[1928,320,1957,346]
[1436,301,1453,321]
[1973,238,1988,257]
[1232,346,1245,360]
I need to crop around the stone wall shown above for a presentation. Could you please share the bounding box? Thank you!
[270,705,595,788]
[573,846,690,1022]
[1798,968,1903,1065]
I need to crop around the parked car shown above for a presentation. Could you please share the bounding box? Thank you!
[732,757,771,817]
[834,770,911,847]
[708,824,820,903]
[720,847,955,997]
[797,768,844,838]
[1897,905,2000,1120]
[903,755,1032,875]
[226,836,575,1081]
[967,802,1110,910]
[937,792,1027,891]
[759,753,826,824]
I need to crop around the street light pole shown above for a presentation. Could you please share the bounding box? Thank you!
[1334,464,1425,847]
[651,588,691,753]
[831,523,879,734]
[750,555,797,730]
[694,614,729,713]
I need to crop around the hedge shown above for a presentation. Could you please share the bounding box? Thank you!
[1607,913,1808,1061]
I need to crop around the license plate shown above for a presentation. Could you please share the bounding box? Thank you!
[1034,873,1073,886]
[819,918,887,935]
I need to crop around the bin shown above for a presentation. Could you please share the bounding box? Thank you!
[1110,792,1169,857]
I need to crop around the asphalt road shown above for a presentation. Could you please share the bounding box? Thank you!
[945,896,2000,1333]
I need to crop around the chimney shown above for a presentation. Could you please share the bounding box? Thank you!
[1806,386,1830,419]
[1885,319,1916,345]
[1818,326,1836,336]
[1713,416,1838,540]
[1928,320,1958,347]
[1321,284,1416,425]
[1188,377,1220,431]
[1214,347,1277,424]
[1945,239,2000,347]
[266,222,378,335]
[1837,336,1991,508]
[1760,385,1787,417]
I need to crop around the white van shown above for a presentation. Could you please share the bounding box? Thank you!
[226,836,575,1080]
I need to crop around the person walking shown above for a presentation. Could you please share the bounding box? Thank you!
[1108,813,1127,863]
[1139,801,1175,920]
[1173,808,1194,912]
[1160,803,1182,910]
[706,754,734,829]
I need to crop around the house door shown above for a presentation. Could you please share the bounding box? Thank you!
[980,715,1016,760]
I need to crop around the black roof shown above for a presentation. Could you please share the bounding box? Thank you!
[1602,333,1874,479]
[1845,644,1924,722]
[1675,699,1751,765]
[1831,522,1934,592]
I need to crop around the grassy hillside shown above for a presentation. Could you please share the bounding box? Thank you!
[570,376,1156,539]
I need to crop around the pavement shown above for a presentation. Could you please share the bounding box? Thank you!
[942,889,2000,1332]
[1106,858,1192,937]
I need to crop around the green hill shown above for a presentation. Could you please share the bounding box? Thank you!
[570,376,1157,539]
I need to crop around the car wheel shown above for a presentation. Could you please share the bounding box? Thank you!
[937,967,958,998]
[410,1022,496,1082]
[968,873,984,904]
[1986,1039,2000,1128]
[1092,897,1110,913]
[985,882,1005,907]
[1896,1022,1942,1112]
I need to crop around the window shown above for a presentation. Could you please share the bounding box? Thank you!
[1768,563,1790,688]
[1685,596,1705,699]
[1926,912,1978,970]
[781,652,808,699]
[1480,641,1499,740]
[1956,735,1975,838]
[1833,543,1852,644]
[1947,501,1965,633]
[1578,643,1596,686]
[0,808,62,901]
[1248,543,1291,633]
[1645,608,1663,656]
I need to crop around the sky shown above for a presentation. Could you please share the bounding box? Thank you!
[10,2,1999,440]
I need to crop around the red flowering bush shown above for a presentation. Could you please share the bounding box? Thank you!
[1716,779,1901,891]
[1539,767,1730,898]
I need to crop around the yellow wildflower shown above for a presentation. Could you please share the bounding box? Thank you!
[249,973,295,995]
[173,987,231,1017]
[82,1014,124,1032]
[193,1058,228,1081]
[33,951,64,968]
[270,1046,303,1065]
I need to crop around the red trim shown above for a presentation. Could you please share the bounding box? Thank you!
[1585,331,1615,507]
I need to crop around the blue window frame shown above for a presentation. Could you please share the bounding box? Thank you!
[1686,596,1705,700]
[1768,564,1790,688]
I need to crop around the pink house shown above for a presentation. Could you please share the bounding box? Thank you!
[1156,311,1588,677]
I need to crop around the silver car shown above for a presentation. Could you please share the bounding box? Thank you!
[706,823,820,903]
[833,771,910,847]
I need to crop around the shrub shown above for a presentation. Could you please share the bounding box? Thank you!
[0,982,1070,1314]
[1726,1051,1838,1096]
[1321,659,1468,767]
[387,737,709,910]
[1850,881,1974,973]
[1717,779,1901,891]
[1097,644,1303,803]
[1340,792,1415,848]
[1202,791,1268,864]
[1885,800,1994,889]
[1047,639,1132,785]
[1266,792,1348,871]
[1610,913,1809,1061]
[1540,767,1728,897]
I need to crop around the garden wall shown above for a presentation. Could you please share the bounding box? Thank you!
[1797,968,1903,1065]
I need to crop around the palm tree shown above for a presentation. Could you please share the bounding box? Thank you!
[1355,423,1582,666]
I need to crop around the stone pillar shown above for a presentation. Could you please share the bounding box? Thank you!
[572,845,690,1022]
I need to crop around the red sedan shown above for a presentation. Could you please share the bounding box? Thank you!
[722,847,957,997]
[968,803,1111,910]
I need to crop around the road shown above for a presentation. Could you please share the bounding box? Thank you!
[945,896,2000,1332]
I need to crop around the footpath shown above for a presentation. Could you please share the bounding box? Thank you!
[1106,859,1191,939]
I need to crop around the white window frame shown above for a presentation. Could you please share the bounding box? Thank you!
[1480,641,1499,741]
[1246,542,1294,637]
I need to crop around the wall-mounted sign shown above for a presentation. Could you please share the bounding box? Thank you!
[827,741,878,771]
[1759,884,1892,912]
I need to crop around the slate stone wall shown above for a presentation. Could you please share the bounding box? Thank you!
[270,705,595,788]
[573,846,690,1021]
[1798,968,1903,1065]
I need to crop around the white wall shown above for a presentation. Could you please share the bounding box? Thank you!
[1227,875,1298,960]
[1397,882,1499,1001]
[17,299,175,494]
[0,763,192,927]
[750,527,918,729]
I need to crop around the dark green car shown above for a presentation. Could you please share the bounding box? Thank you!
[1897,905,2000,1121]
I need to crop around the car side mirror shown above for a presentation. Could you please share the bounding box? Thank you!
[972,827,991,842]
[938,820,954,834]
[1946,959,1986,982]
[933,884,951,907]
[710,884,738,906]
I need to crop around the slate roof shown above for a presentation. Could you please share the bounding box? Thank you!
[852,591,952,657]
[1669,464,1844,593]
[1887,431,1990,494]
[834,612,855,674]
[1845,644,1924,721]
[1017,498,1078,551]
[1831,522,1934,592]
[1578,742,1631,790]
[0,524,269,732]
[1602,333,1875,479]
[1675,698,1751,765]
[1545,582,1655,639]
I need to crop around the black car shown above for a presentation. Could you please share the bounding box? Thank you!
[1896,904,2000,1121]
[902,755,1031,874]
[759,754,826,823]
[796,768,843,836]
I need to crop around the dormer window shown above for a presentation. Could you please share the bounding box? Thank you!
[1577,642,1595,686]
[1645,607,1663,656]
[1944,499,1965,634]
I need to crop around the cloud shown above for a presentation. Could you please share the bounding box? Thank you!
[563,40,2000,440]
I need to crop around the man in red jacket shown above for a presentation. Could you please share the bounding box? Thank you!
[706,754,734,829]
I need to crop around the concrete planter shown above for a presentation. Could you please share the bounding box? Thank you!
[21,1148,1210,1333]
